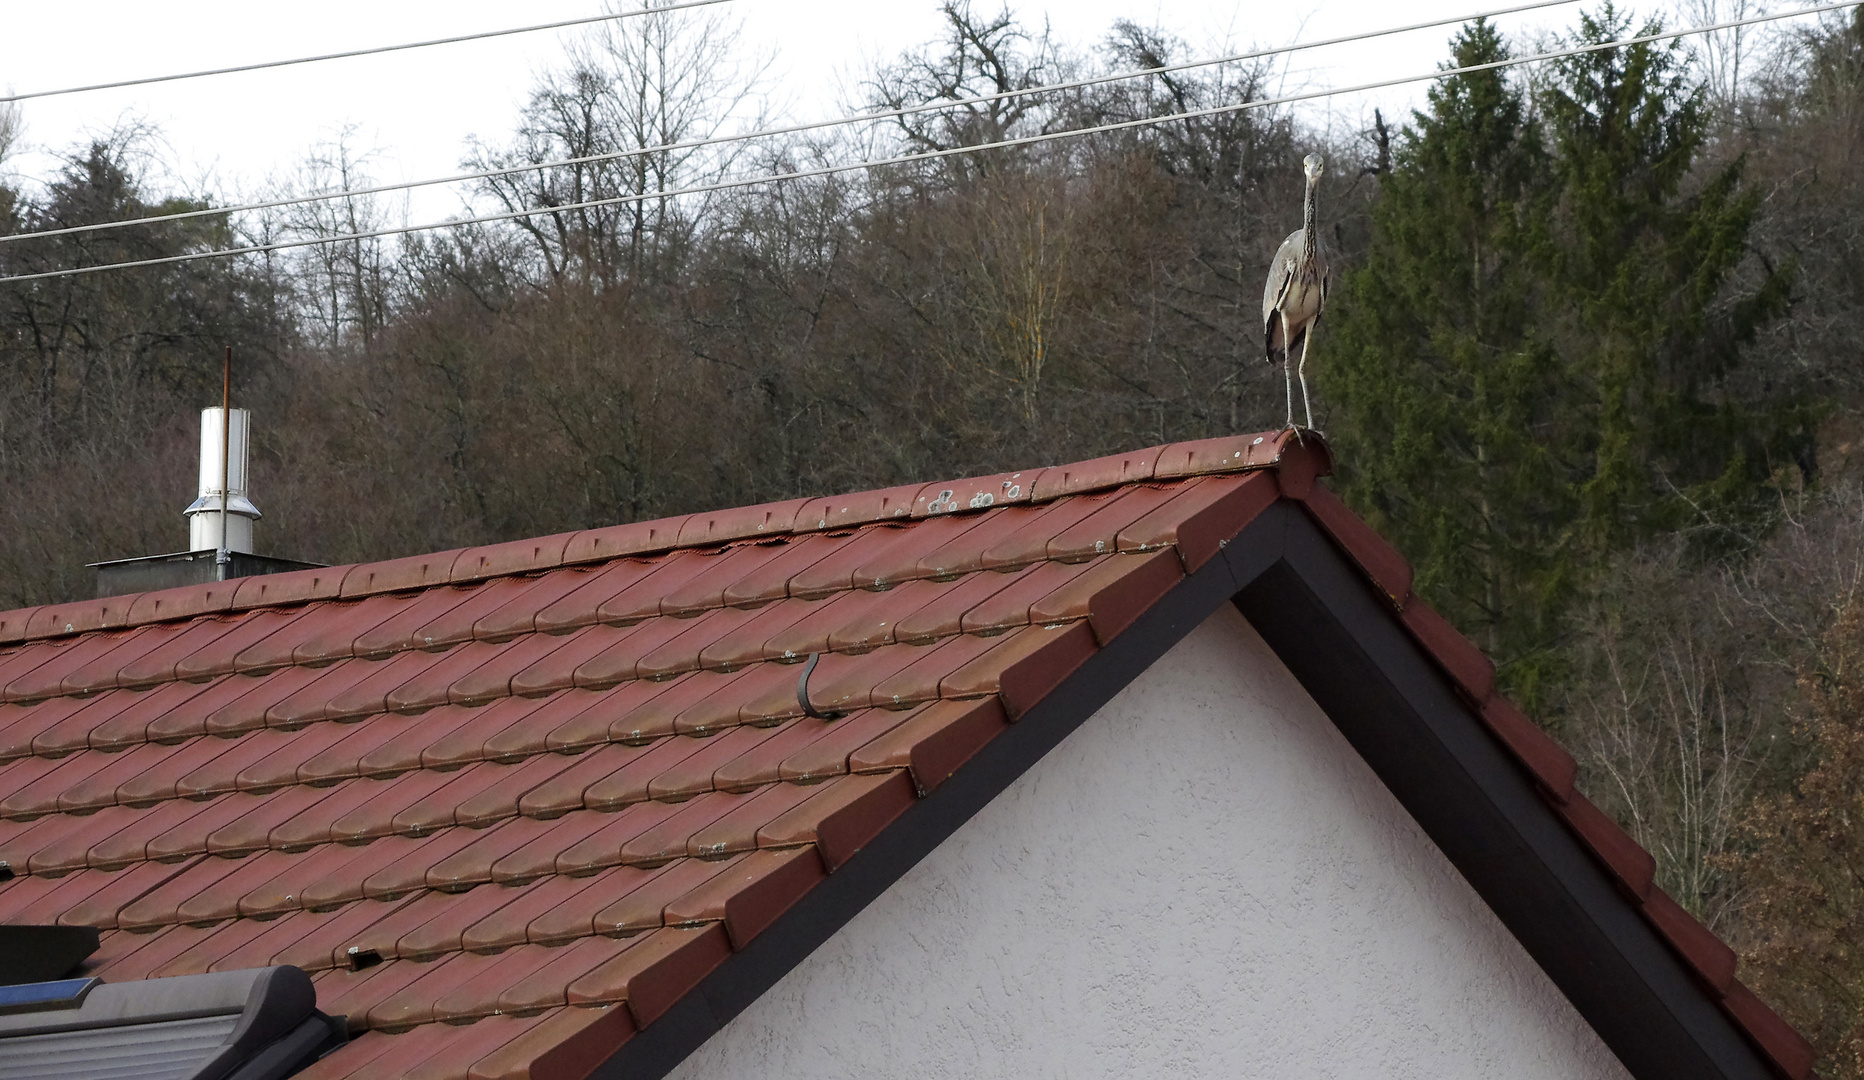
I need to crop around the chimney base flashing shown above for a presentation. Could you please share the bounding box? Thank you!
[89,550,325,599]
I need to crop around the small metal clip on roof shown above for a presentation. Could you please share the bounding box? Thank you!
[796,652,841,720]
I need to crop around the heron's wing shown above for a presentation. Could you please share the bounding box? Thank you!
[1261,230,1302,358]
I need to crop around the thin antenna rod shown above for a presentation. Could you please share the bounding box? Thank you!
[220,346,231,572]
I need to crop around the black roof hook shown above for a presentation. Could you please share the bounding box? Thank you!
[796,652,841,720]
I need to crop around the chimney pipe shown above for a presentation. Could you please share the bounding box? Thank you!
[183,407,260,553]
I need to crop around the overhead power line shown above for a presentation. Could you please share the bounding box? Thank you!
[0,0,1851,286]
[0,0,735,105]
[0,0,1586,248]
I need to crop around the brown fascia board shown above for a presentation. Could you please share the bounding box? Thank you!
[580,497,1797,1080]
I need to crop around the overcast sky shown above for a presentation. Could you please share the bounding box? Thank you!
[1,0,1714,223]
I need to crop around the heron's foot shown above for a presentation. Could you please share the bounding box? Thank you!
[1281,421,1306,446]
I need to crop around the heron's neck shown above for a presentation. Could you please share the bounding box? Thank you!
[1301,177,1320,260]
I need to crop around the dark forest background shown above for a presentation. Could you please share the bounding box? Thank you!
[6,1,1864,1070]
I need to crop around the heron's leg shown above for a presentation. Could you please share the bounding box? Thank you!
[1298,330,1314,431]
[1279,310,1294,429]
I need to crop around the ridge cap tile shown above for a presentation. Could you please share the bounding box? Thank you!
[561,515,692,566]
[676,498,810,547]
[341,549,470,599]
[910,469,1045,518]
[450,532,579,584]
[795,482,929,533]
[1029,447,1165,501]
[229,566,346,609]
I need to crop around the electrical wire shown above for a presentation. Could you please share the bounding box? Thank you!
[0,0,735,105]
[0,0,1588,247]
[1,0,1851,286]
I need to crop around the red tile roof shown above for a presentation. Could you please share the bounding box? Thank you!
[0,430,1812,1080]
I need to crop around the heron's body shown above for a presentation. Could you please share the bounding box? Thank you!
[1262,227,1328,355]
[1261,155,1331,430]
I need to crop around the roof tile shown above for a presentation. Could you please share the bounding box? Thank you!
[676,498,810,547]
[959,559,1097,635]
[756,770,916,870]
[566,923,733,1026]
[136,613,283,686]
[778,709,920,784]
[1642,887,1737,995]
[664,845,826,948]
[941,621,1098,719]
[619,792,750,867]
[526,862,676,942]
[1044,486,1181,562]
[1152,430,1287,479]
[1557,794,1656,901]
[492,937,631,1016]
[1116,472,1279,571]
[450,534,578,584]
[89,680,217,751]
[795,483,926,533]
[718,533,859,608]
[261,595,405,669]
[472,568,603,641]
[1479,696,1578,803]
[145,792,264,861]
[684,782,821,860]
[7,629,151,704]
[1297,484,1413,607]
[63,623,190,695]
[205,783,345,855]
[848,697,1008,796]
[228,566,346,609]
[647,727,783,802]
[1029,548,1183,645]
[1029,447,1165,501]
[122,579,242,626]
[462,870,625,947]
[340,549,469,599]
[658,543,797,617]
[588,859,741,939]
[559,515,690,566]
[3,693,95,760]
[316,957,438,1032]
[58,858,199,930]
[1723,981,1816,1080]
[237,841,385,918]
[512,743,646,820]
[911,469,1044,518]
[1400,599,1498,705]
[555,803,687,876]
[0,607,42,646]
[411,576,553,651]
[396,1011,550,1080]
[24,596,136,640]
[467,1001,636,1080]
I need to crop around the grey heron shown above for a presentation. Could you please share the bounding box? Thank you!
[1262,153,1331,431]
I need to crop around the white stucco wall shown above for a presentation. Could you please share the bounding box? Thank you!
[667,604,1633,1080]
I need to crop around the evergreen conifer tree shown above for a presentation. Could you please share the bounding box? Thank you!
[1324,19,1565,699]
[1323,7,1803,710]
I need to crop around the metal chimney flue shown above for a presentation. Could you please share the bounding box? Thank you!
[91,377,323,598]
[183,407,261,553]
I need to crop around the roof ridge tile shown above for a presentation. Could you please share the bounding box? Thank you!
[0,430,1307,645]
